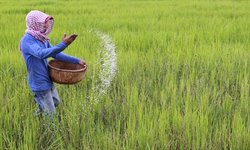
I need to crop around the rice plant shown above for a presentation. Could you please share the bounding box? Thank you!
[0,0,250,149]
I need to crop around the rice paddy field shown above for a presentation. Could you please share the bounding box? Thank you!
[0,0,250,149]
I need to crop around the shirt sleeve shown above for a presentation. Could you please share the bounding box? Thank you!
[48,43,80,64]
[22,40,68,59]
[53,52,80,64]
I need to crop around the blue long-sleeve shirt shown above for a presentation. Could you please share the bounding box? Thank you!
[20,33,80,92]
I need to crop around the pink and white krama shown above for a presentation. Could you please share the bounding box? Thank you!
[25,10,54,43]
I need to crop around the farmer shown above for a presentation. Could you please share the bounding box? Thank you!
[19,10,84,117]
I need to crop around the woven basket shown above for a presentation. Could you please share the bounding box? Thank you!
[48,60,87,84]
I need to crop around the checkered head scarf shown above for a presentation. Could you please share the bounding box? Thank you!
[25,10,54,43]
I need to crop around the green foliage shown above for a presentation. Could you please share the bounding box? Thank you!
[0,0,250,149]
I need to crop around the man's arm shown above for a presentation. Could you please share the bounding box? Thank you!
[22,40,68,59]
[48,43,80,64]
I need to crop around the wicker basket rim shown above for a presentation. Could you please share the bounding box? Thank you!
[48,60,87,73]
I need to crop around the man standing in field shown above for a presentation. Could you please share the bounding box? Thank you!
[19,10,83,117]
